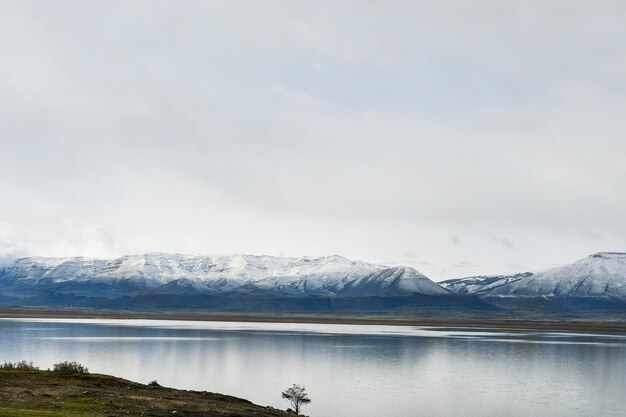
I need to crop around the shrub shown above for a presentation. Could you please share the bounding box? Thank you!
[148,380,161,387]
[52,361,89,374]
[0,361,39,371]
[281,384,311,415]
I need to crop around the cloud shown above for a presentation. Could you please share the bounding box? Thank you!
[452,262,477,269]
[580,231,603,241]
[46,220,126,259]
[0,222,28,265]
[492,236,514,250]
[0,1,624,278]
[400,251,420,261]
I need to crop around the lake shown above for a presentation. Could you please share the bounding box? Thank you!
[0,318,624,417]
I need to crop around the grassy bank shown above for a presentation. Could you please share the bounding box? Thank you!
[0,367,291,417]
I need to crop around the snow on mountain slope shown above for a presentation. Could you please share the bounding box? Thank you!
[489,252,626,297]
[0,253,446,297]
[485,253,626,298]
[337,266,447,296]
[240,266,448,297]
[440,273,533,295]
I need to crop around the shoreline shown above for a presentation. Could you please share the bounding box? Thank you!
[1,306,626,333]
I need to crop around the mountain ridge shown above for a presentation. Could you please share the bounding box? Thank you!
[442,252,626,297]
[2,252,626,315]
[0,253,447,299]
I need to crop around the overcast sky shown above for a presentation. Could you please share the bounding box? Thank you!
[1,1,625,280]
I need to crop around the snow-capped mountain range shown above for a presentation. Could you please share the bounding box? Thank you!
[1,252,626,314]
[0,253,447,298]
[440,272,533,295]
[442,252,626,300]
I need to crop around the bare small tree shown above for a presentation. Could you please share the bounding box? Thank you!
[281,384,311,414]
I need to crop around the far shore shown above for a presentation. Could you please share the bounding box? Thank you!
[1,306,626,333]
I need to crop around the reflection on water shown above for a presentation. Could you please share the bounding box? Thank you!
[1,318,624,417]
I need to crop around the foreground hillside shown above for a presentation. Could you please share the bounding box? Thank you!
[0,368,290,417]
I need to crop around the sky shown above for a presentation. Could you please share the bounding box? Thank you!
[1,1,625,280]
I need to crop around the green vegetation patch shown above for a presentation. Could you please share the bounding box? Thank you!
[0,407,95,417]
[0,368,290,417]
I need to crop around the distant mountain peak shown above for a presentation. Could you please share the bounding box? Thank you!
[444,252,626,299]
[0,253,446,299]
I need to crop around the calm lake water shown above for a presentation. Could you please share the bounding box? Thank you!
[1,318,625,417]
